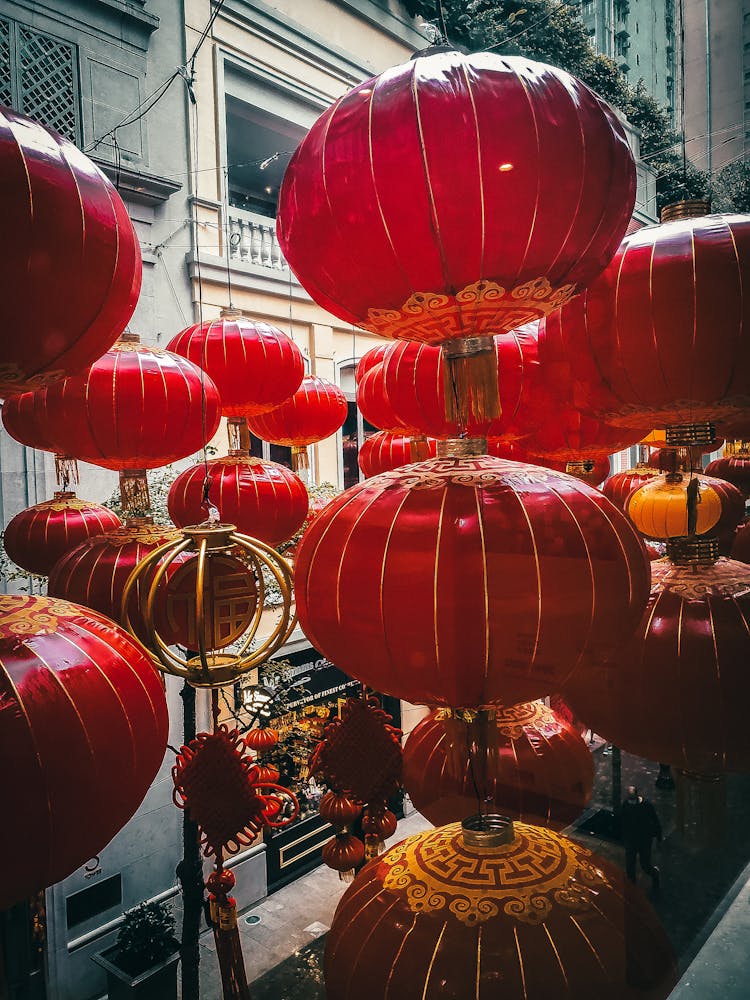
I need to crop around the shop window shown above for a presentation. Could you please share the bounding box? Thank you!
[65,874,122,930]
[0,15,79,143]
[249,432,293,470]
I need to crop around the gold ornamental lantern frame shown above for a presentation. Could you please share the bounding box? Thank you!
[121,522,295,688]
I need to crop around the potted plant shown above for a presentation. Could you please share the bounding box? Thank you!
[92,901,180,999]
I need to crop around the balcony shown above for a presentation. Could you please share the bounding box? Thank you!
[227,205,286,271]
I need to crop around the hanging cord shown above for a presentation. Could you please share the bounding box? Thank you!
[222,166,237,309]
[436,0,449,43]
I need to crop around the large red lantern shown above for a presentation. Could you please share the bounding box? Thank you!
[43,336,221,470]
[47,520,181,639]
[403,704,593,830]
[277,52,635,353]
[4,493,122,576]
[541,210,750,434]
[295,453,650,708]
[325,818,676,1000]
[355,344,390,382]
[167,455,308,547]
[358,431,437,477]
[0,593,167,911]
[383,326,546,441]
[246,375,347,471]
[487,441,611,487]
[167,311,304,416]
[2,389,55,451]
[0,107,142,397]
[566,557,750,774]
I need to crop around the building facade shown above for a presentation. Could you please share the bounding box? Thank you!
[580,0,679,121]
[681,0,749,174]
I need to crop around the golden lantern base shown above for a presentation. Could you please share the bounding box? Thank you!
[461,813,515,848]
[665,421,716,447]
[660,199,711,222]
[186,653,245,688]
[666,535,719,566]
[436,437,487,459]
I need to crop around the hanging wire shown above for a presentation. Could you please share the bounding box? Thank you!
[484,0,579,52]
[222,166,237,310]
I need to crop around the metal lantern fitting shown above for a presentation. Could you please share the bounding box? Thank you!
[121,522,295,688]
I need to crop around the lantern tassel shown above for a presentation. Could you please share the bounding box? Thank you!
[437,709,500,803]
[338,869,356,883]
[206,867,251,1000]
[54,454,79,490]
[442,337,501,429]
[119,469,151,518]
[291,446,310,473]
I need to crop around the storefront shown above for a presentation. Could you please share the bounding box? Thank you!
[243,645,401,892]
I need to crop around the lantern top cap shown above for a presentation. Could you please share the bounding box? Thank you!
[461,813,515,849]
[660,199,711,223]
[180,523,238,549]
[220,307,242,319]
[409,43,470,61]
[117,331,141,345]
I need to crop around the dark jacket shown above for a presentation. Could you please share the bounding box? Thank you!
[621,796,662,845]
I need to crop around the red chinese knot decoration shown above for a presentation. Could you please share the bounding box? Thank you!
[0,594,168,911]
[172,724,298,858]
[0,107,142,397]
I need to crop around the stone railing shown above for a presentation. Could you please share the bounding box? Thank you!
[227,205,286,269]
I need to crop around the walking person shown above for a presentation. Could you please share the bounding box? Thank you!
[622,784,662,891]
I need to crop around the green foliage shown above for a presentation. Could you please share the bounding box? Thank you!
[115,901,176,975]
[405,0,718,214]
[712,160,750,214]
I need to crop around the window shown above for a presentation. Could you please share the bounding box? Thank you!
[636,54,640,66]
[339,362,377,489]
[249,433,293,470]
[66,875,122,929]
[0,15,79,142]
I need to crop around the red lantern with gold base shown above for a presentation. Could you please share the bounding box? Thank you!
[541,209,750,435]
[565,556,750,774]
[278,51,635,426]
[358,431,436,478]
[4,492,122,576]
[0,594,167,911]
[167,455,308,547]
[296,450,650,708]
[0,107,142,397]
[43,336,222,471]
[324,817,676,1000]
[246,375,347,472]
[705,455,750,497]
[167,311,304,417]
[602,464,661,512]
[47,519,181,640]
[403,703,593,831]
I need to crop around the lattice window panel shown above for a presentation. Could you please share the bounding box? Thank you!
[0,19,12,108]
[17,26,77,142]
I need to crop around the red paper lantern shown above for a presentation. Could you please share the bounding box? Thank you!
[1,389,56,451]
[382,327,547,442]
[602,464,661,511]
[731,521,750,563]
[355,345,390,382]
[356,361,417,435]
[0,107,142,397]
[404,704,593,830]
[527,409,645,461]
[167,456,308,546]
[325,820,676,1000]
[705,456,750,496]
[167,312,304,417]
[319,791,363,828]
[277,53,635,345]
[489,442,612,488]
[246,375,347,467]
[43,338,222,470]
[566,558,750,773]
[4,492,122,576]
[323,833,365,876]
[47,520,181,639]
[295,454,650,708]
[0,593,167,910]
[358,431,437,478]
[245,728,280,752]
[542,212,750,430]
